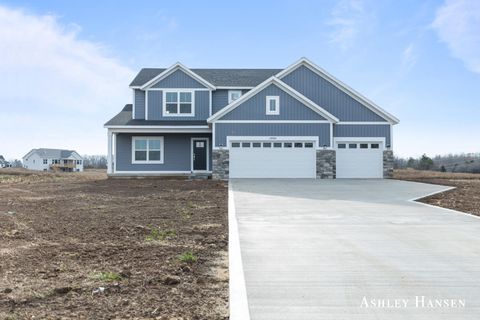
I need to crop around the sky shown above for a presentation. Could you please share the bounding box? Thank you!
[0,0,479,159]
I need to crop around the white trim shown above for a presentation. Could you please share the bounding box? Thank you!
[334,137,386,150]
[228,181,251,320]
[212,122,216,149]
[132,89,136,120]
[226,136,319,149]
[190,137,210,172]
[131,136,164,164]
[145,89,149,120]
[336,122,391,125]
[147,87,210,91]
[105,125,210,129]
[265,95,280,115]
[329,123,333,148]
[217,86,254,90]
[207,77,339,123]
[214,120,329,123]
[209,90,213,116]
[390,124,393,148]
[140,62,216,90]
[162,90,195,117]
[106,127,211,134]
[112,170,195,175]
[276,57,400,124]
[107,130,113,174]
[228,90,243,103]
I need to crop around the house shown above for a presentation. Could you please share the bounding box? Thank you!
[22,148,84,172]
[104,58,399,179]
[0,155,11,168]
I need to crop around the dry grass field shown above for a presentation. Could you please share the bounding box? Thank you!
[0,168,228,319]
[394,169,480,216]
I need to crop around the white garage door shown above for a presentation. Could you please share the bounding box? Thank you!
[336,141,383,178]
[229,140,316,178]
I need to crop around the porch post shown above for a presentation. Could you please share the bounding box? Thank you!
[107,130,113,174]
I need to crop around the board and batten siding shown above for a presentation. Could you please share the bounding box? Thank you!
[281,65,387,122]
[115,133,212,172]
[150,69,207,89]
[219,84,326,121]
[134,89,146,119]
[333,124,391,146]
[212,89,250,115]
[146,90,210,120]
[214,123,331,148]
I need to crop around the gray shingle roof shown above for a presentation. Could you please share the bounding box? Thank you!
[129,68,283,87]
[104,105,208,126]
[25,148,80,159]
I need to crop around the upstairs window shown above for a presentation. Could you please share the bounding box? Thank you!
[43,159,48,164]
[228,90,242,103]
[266,96,280,115]
[132,137,164,163]
[163,91,194,116]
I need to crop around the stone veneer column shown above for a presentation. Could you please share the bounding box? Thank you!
[383,150,394,178]
[212,149,229,180]
[316,150,336,179]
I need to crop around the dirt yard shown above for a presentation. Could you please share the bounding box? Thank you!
[0,169,228,319]
[394,169,480,217]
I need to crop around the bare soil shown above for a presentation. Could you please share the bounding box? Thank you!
[0,169,228,319]
[394,169,480,217]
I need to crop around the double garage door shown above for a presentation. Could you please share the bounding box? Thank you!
[228,137,384,179]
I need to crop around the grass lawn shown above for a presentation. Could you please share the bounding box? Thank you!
[394,169,480,217]
[0,169,228,319]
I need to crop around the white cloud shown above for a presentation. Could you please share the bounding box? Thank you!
[401,43,417,71]
[432,0,480,73]
[0,6,135,159]
[326,0,373,51]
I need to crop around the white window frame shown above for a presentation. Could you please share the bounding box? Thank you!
[162,90,195,117]
[266,96,280,115]
[131,136,164,164]
[228,90,242,103]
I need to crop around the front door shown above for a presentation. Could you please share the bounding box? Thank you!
[192,138,208,171]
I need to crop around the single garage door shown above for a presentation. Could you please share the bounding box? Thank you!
[229,140,316,178]
[336,141,383,178]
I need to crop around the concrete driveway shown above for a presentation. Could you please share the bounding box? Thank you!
[230,179,480,320]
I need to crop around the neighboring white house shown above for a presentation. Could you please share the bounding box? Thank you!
[22,148,84,172]
[0,155,11,168]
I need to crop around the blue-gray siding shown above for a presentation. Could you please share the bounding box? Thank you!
[134,89,145,119]
[115,133,212,172]
[215,123,330,147]
[219,84,326,120]
[282,65,387,121]
[212,89,250,114]
[333,124,391,146]
[146,90,210,120]
[151,69,207,89]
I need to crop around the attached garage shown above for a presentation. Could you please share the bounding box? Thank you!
[335,139,384,178]
[228,138,317,178]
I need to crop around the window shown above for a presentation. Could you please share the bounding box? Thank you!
[305,142,314,148]
[273,142,282,148]
[348,144,357,149]
[360,143,368,149]
[228,90,242,103]
[163,91,194,116]
[52,159,59,164]
[63,160,68,164]
[76,160,82,165]
[263,142,272,148]
[242,142,251,148]
[294,142,303,148]
[284,142,292,148]
[266,96,279,115]
[231,142,240,148]
[132,137,164,163]
[252,142,261,148]
[43,159,48,164]
[371,143,380,149]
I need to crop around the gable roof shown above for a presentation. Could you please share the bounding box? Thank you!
[207,77,340,123]
[140,63,216,90]
[23,148,82,160]
[130,67,282,88]
[276,58,400,124]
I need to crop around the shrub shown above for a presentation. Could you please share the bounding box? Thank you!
[179,251,197,264]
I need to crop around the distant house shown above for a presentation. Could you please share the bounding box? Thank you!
[22,149,84,172]
[0,155,11,168]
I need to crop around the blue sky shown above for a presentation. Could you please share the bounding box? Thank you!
[0,0,479,159]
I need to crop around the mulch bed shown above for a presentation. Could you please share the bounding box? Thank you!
[0,170,228,319]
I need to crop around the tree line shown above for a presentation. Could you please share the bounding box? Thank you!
[395,153,480,173]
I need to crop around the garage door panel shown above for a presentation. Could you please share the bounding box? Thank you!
[336,141,383,179]
[229,141,316,178]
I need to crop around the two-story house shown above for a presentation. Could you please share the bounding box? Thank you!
[104,58,399,179]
